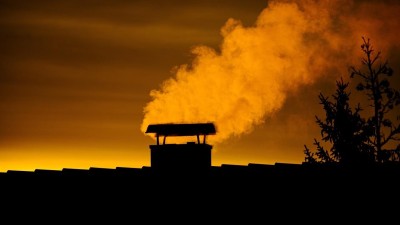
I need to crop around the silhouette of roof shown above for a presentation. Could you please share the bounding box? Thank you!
[3,162,400,178]
[145,123,216,136]
[3,163,396,216]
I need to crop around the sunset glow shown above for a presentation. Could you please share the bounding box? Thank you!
[1,0,399,172]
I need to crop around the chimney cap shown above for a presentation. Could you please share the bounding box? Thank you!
[145,123,216,136]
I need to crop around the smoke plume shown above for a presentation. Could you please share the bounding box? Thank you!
[141,0,400,144]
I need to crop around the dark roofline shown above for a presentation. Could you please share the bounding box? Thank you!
[145,123,216,136]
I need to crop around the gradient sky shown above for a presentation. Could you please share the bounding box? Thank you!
[1,0,399,171]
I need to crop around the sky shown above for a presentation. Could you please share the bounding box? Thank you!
[1,0,399,171]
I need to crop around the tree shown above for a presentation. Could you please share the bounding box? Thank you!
[350,37,400,162]
[304,78,375,165]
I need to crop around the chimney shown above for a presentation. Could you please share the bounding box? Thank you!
[145,123,216,172]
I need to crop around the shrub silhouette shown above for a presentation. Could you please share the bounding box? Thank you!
[305,37,400,164]
[304,78,374,165]
[350,37,400,162]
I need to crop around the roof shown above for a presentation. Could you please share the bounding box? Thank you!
[145,123,216,136]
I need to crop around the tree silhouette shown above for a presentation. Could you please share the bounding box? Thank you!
[350,37,400,162]
[304,78,375,165]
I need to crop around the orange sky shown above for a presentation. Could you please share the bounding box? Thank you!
[1,0,399,171]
